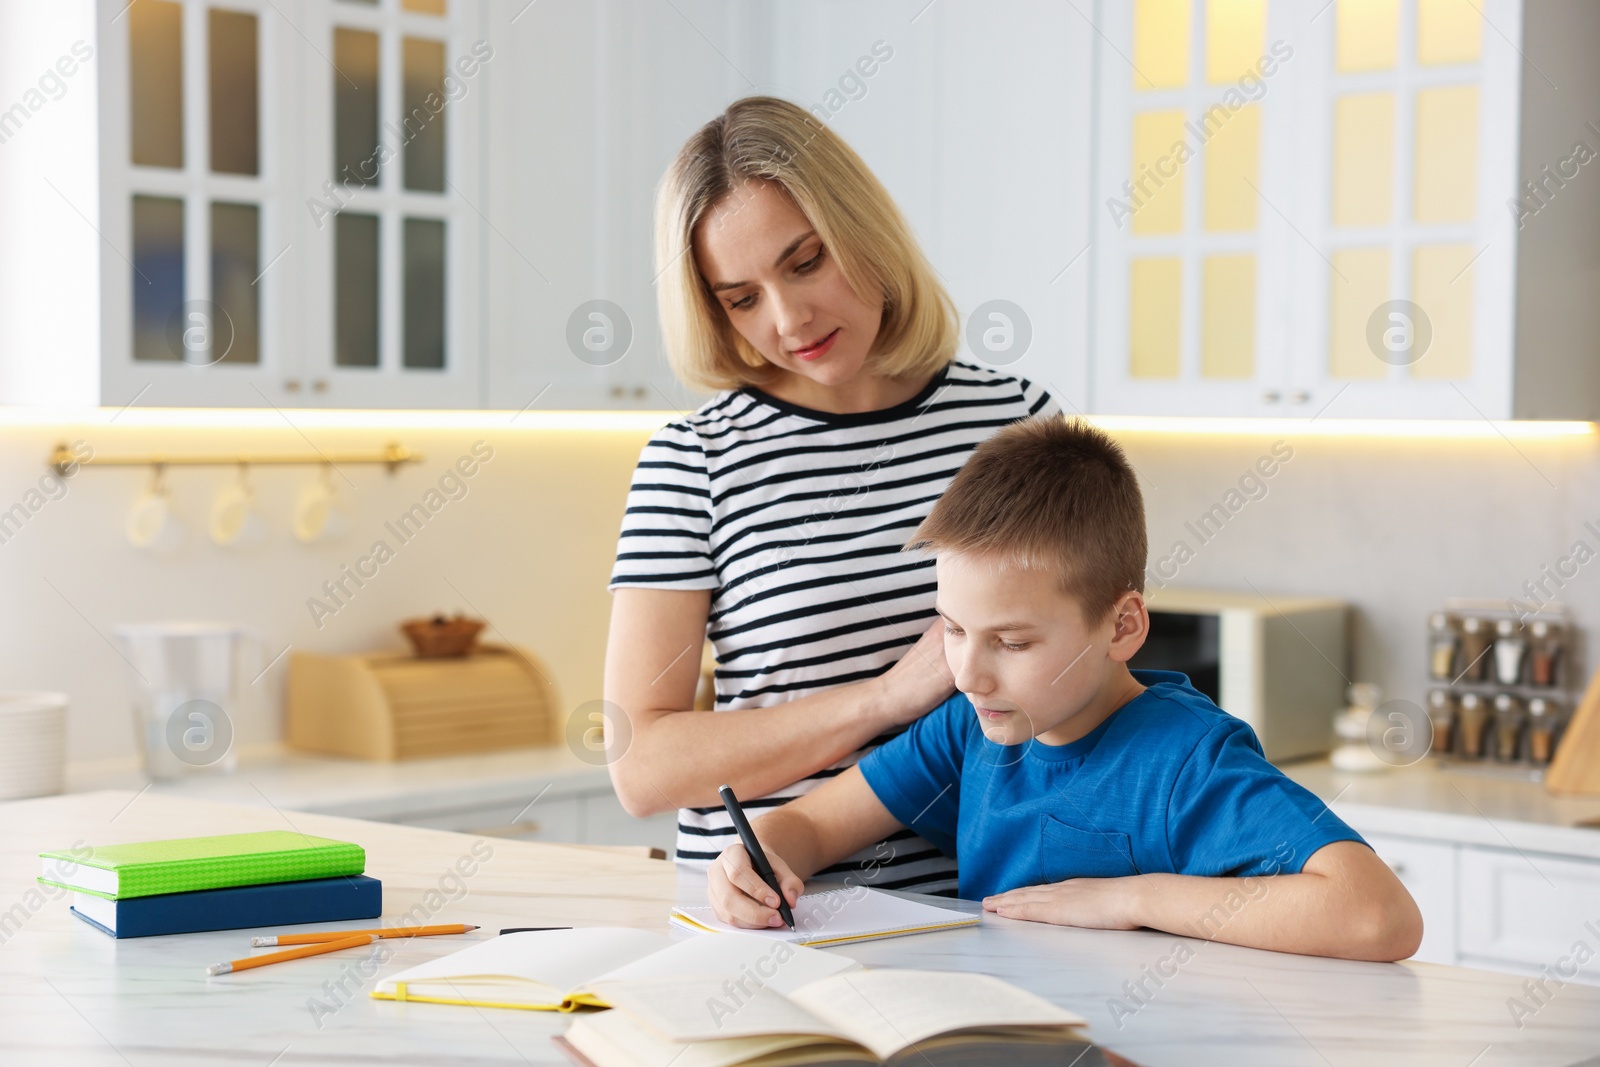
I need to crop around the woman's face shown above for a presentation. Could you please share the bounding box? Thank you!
[694,179,885,394]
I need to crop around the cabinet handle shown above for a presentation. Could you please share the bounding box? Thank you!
[632,385,647,399]
[1290,390,1311,404]
[1386,860,1406,877]
[1262,390,1281,404]
[609,385,624,399]
[284,379,302,392]
[312,380,328,394]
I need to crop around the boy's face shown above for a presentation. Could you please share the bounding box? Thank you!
[934,551,1148,748]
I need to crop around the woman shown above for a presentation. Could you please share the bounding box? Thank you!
[604,96,1058,895]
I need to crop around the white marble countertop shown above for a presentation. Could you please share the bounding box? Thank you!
[66,746,1600,862]
[1282,759,1600,859]
[2,791,1597,1066]
[64,742,615,821]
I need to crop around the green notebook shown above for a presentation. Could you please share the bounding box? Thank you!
[37,831,365,901]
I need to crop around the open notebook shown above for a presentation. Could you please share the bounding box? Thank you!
[369,928,859,1012]
[556,969,1095,1067]
[669,887,977,946]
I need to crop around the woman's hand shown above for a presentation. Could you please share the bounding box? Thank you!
[872,619,957,729]
[709,842,805,929]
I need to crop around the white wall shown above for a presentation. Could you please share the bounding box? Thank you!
[1,411,1596,765]
[0,0,100,406]
[0,413,648,761]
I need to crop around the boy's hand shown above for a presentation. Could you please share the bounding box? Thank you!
[709,842,805,929]
[982,878,1142,930]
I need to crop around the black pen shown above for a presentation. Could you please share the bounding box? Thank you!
[718,783,796,931]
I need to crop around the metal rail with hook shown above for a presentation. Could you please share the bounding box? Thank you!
[48,441,424,477]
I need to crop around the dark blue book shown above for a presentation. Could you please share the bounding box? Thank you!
[68,875,382,938]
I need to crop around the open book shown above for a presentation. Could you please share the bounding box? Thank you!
[369,927,859,1011]
[557,969,1094,1067]
[669,887,978,947]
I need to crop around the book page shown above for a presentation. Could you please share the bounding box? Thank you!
[787,970,1088,1061]
[372,927,669,1003]
[670,887,978,946]
[566,1009,870,1067]
[587,931,860,996]
[588,976,849,1043]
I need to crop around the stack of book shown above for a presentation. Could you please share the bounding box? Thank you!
[36,830,379,938]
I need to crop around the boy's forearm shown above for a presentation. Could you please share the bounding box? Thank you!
[1126,870,1415,961]
[749,803,828,882]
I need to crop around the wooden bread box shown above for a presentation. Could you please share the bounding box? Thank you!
[287,644,560,760]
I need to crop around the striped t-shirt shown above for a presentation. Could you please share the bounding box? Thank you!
[608,359,1059,895]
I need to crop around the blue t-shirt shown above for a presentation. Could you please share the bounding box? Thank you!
[857,670,1366,900]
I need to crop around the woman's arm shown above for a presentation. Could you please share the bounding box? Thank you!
[602,587,954,817]
[982,841,1424,962]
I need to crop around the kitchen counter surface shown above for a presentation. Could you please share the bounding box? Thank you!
[63,742,615,821]
[3,790,1598,1066]
[1283,758,1600,858]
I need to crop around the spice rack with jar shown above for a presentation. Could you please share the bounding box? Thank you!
[1424,601,1577,776]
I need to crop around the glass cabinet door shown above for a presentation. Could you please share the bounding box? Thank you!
[294,0,482,408]
[1088,0,1522,420]
[1284,0,1519,419]
[103,0,289,408]
[101,0,485,409]
[1090,0,1298,417]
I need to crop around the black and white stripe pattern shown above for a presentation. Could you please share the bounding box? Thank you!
[609,360,1059,894]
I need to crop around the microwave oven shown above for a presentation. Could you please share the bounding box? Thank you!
[1130,588,1349,763]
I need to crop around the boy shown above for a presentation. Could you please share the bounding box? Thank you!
[710,417,1422,962]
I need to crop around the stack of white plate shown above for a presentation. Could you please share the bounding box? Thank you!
[0,692,67,800]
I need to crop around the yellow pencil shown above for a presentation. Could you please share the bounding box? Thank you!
[250,923,478,947]
[206,932,375,976]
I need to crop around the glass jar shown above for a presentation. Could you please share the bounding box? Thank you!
[1427,613,1459,681]
[1426,689,1456,757]
[1458,617,1492,683]
[1526,698,1563,765]
[1492,618,1526,686]
[1491,694,1526,763]
[1528,620,1564,688]
[1457,692,1490,759]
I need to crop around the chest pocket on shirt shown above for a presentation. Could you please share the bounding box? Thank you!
[1038,816,1140,882]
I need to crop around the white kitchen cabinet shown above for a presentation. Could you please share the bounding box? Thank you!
[1457,844,1600,978]
[373,785,677,853]
[2,0,487,410]
[1356,831,1600,984]
[481,0,735,413]
[482,0,1094,413]
[1087,0,1600,420]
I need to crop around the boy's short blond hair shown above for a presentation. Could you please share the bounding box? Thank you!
[908,416,1148,622]
[655,95,957,393]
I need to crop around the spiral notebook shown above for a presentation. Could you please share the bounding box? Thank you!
[668,887,978,946]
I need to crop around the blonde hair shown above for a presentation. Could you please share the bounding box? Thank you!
[655,96,957,393]
[908,417,1148,622]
